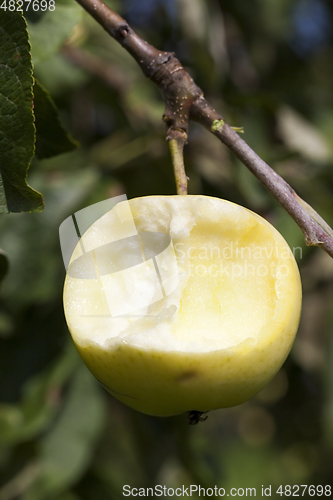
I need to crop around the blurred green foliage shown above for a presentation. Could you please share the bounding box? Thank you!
[1,0,333,498]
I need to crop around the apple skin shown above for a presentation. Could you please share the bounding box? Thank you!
[75,321,299,416]
[63,195,302,416]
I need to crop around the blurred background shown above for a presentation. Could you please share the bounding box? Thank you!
[1,0,333,498]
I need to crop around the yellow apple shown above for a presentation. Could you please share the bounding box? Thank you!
[63,196,302,416]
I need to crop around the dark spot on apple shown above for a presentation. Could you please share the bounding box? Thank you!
[176,370,198,382]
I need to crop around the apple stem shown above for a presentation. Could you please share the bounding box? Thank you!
[168,134,188,195]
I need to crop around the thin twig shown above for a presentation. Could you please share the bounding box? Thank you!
[74,0,333,259]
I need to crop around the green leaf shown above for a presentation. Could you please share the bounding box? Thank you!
[34,80,79,159]
[27,1,83,64]
[25,364,105,500]
[0,10,44,213]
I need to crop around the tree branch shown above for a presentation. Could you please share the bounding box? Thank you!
[74,0,333,259]
[190,98,333,257]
